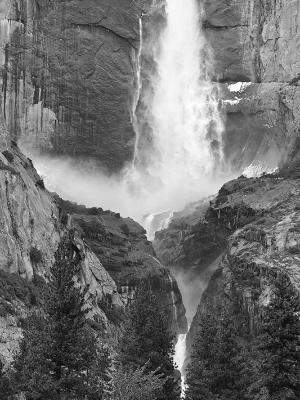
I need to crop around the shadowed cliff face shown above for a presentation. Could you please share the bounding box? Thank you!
[0,0,149,171]
[186,170,300,362]
[0,128,187,366]
[0,142,123,363]
[202,0,300,173]
[56,197,188,334]
[2,0,299,177]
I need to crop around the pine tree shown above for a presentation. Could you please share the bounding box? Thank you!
[0,359,13,399]
[118,283,179,400]
[110,364,166,400]
[14,235,110,399]
[246,279,300,400]
[185,311,218,400]
[212,302,244,400]
[185,300,244,400]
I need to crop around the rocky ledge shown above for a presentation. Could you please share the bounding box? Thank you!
[185,165,300,361]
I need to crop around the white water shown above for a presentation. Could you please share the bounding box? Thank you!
[143,0,223,183]
[172,255,223,397]
[34,0,227,231]
[167,273,178,326]
[131,17,143,167]
[17,1,228,395]
[174,332,188,396]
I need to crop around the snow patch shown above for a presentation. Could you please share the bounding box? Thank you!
[228,82,252,93]
[243,162,278,178]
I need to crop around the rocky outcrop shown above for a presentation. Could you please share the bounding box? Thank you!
[202,0,300,172]
[0,118,187,363]
[0,135,124,362]
[186,170,300,362]
[153,197,227,323]
[0,0,149,171]
[154,197,227,274]
[57,198,187,334]
[202,0,300,82]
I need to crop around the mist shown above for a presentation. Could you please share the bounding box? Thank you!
[31,0,229,233]
[171,256,222,325]
[34,154,226,229]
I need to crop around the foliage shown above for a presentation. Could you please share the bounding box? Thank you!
[120,223,130,236]
[29,247,43,264]
[185,278,300,400]
[245,279,300,400]
[118,283,179,400]
[98,295,125,326]
[110,364,166,400]
[0,359,13,399]
[2,151,14,163]
[14,235,110,399]
[185,300,244,400]
[0,270,43,308]
[35,179,45,190]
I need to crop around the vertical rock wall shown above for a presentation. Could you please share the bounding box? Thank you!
[202,0,300,172]
[0,0,150,171]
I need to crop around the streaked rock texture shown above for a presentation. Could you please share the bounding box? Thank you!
[202,0,300,171]
[0,0,149,171]
[186,168,300,362]
[0,119,187,364]
[154,198,226,274]
[57,198,188,334]
[203,0,300,82]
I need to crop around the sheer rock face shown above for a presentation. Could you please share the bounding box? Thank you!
[202,0,300,82]
[154,197,227,275]
[202,0,300,171]
[0,146,60,280]
[0,0,149,171]
[59,201,188,334]
[186,171,300,360]
[0,124,186,363]
[0,135,123,362]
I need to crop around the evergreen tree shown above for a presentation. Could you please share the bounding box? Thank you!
[0,359,13,399]
[110,364,166,400]
[185,301,244,400]
[118,284,179,400]
[14,235,110,400]
[185,311,218,400]
[246,279,300,400]
[212,302,244,400]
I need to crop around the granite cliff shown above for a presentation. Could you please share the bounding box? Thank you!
[1,0,299,175]
[186,167,300,364]
[0,0,299,385]
[202,0,300,172]
[0,135,186,366]
[0,0,149,170]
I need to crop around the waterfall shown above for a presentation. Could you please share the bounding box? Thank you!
[34,0,228,234]
[143,209,173,240]
[167,273,178,325]
[121,0,225,225]
[132,16,143,167]
[131,0,224,195]
[174,332,188,397]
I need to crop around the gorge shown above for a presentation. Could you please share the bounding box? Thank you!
[0,0,300,399]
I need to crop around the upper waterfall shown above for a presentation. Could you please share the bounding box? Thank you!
[125,0,226,227]
[33,0,227,230]
[144,0,223,182]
